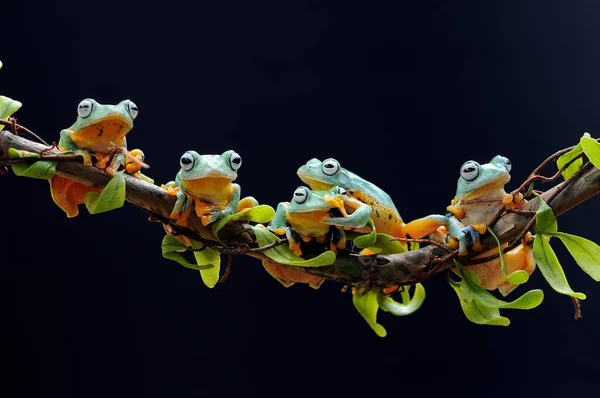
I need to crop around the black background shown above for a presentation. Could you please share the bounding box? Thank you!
[1,1,600,396]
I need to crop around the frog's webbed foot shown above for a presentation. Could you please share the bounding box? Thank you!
[449,225,481,256]
[502,192,526,210]
[161,181,180,196]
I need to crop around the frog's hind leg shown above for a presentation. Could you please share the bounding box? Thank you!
[236,196,259,212]
[49,175,101,218]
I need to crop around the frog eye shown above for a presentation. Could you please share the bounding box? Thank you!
[322,158,340,176]
[229,151,242,171]
[127,101,139,119]
[292,186,309,204]
[460,161,479,182]
[180,152,195,171]
[501,156,512,172]
[337,187,347,196]
[77,99,94,118]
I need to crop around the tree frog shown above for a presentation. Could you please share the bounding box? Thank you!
[269,185,372,256]
[263,185,372,289]
[412,154,533,295]
[165,150,258,227]
[49,98,139,217]
[297,158,445,240]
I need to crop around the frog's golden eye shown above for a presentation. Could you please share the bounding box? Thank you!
[337,187,347,196]
[322,158,340,176]
[77,99,93,118]
[293,186,309,204]
[127,101,139,119]
[501,156,512,172]
[460,161,479,182]
[180,152,195,171]
[229,151,242,171]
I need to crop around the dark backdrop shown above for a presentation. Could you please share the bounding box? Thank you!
[1,1,599,396]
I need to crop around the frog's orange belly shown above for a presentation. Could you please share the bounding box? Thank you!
[70,123,128,153]
[182,178,234,205]
[286,212,331,237]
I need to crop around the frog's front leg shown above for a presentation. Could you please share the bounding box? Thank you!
[324,200,372,228]
[58,129,92,166]
[170,183,188,220]
[446,218,480,256]
[200,183,242,226]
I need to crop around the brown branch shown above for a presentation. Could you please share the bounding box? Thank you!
[1,128,600,289]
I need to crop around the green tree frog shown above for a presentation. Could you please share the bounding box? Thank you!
[165,150,258,227]
[263,185,372,289]
[413,154,534,295]
[297,158,447,240]
[49,98,139,217]
[269,185,372,256]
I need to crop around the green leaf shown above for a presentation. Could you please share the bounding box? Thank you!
[533,234,586,299]
[581,135,600,169]
[487,227,529,285]
[447,275,510,326]
[352,288,387,337]
[252,226,335,266]
[212,205,275,242]
[194,247,221,288]
[84,172,126,214]
[378,283,425,316]
[0,95,22,129]
[556,141,583,180]
[363,233,409,255]
[548,232,600,281]
[353,218,377,248]
[161,235,214,271]
[455,261,544,310]
[534,194,558,234]
[8,148,57,179]
[409,241,420,251]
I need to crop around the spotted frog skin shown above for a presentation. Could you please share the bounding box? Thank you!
[49,98,139,217]
[164,150,258,227]
[297,158,441,241]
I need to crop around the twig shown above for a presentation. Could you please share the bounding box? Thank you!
[392,237,452,252]
[0,119,49,145]
[572,297,583,320]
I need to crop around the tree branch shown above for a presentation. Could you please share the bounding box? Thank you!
[2,128,600,289]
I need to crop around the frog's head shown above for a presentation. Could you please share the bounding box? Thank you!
[287,185,346,214]
[69,98,137,144]
[297,158,351,190]
[455,155,512,201]
[178,149,241,182]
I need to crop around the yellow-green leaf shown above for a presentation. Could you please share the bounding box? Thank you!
[353,218,377,248]
[556,137,585,180]
[548,232,600,281]
[8,148,57,179]
[352,288,387,337]
[84,172,126,214]
[252,226,335,266]
[161,235,214,271]
[212,205,275,242]
[362,233,409,255]
[0,95,22,129]
[581,135,600,169]
[534,194,558,234]
[533,234,586,299]
[378,283,425,316]
[447,275,510,326]
[194,247,221,288]
[487,227,529,285]
[456,262,544,310]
